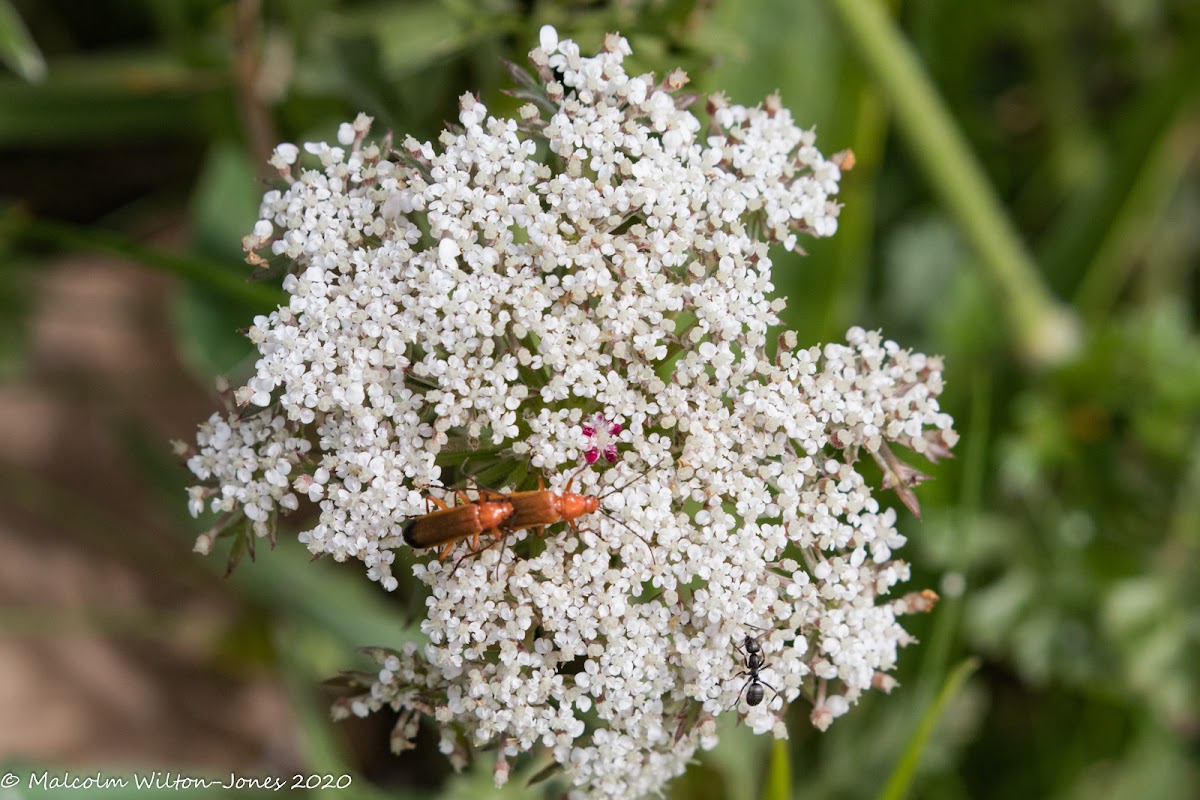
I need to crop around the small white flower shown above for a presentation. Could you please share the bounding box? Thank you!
[268,142,299,168]
[437,237,460,267]
[539,25,559,54]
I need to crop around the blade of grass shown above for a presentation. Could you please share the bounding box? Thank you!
[761,738,792,800]
[919,367,990,687]
[1039,36,1200,314]
[0,605,191,641]
[1072,114,1200,322]
[819,55,889,342]
[329,0,481,79]
[825,0,1080,366]
[5,210,285,311]
[877,657,979,800]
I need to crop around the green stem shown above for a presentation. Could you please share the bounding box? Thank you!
[825,0,1080,365]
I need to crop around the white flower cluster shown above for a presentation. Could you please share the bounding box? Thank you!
[186,411,310,544]
[185,25,957,799]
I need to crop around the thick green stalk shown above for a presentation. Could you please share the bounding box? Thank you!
[826,0,1080,365]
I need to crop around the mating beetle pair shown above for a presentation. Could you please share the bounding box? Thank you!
[402,462,656,563]
[400,472,600,559]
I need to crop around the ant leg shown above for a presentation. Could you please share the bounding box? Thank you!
[757,678,782,708]
[727,675,754,711]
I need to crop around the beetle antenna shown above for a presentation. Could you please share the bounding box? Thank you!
[596,510,656,564]
[597,455,668,500]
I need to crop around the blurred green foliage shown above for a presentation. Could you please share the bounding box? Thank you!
[1,1,1197,799]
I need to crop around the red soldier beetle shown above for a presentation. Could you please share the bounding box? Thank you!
[401,490,515,560]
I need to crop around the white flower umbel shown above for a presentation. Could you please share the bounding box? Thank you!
[186,25,957,800]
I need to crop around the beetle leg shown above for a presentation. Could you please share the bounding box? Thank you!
[564,464,587,494]
[448,527,506,581]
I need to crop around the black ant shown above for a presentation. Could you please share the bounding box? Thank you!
[731,634,779,709]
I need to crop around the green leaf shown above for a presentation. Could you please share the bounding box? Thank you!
[172,285,258,380]
[331,0,476,78]
[173,143,268,378]
[0,53,218,146]
[189,144,263,261]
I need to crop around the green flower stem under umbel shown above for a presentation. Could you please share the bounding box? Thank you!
[826,0,1081,366]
